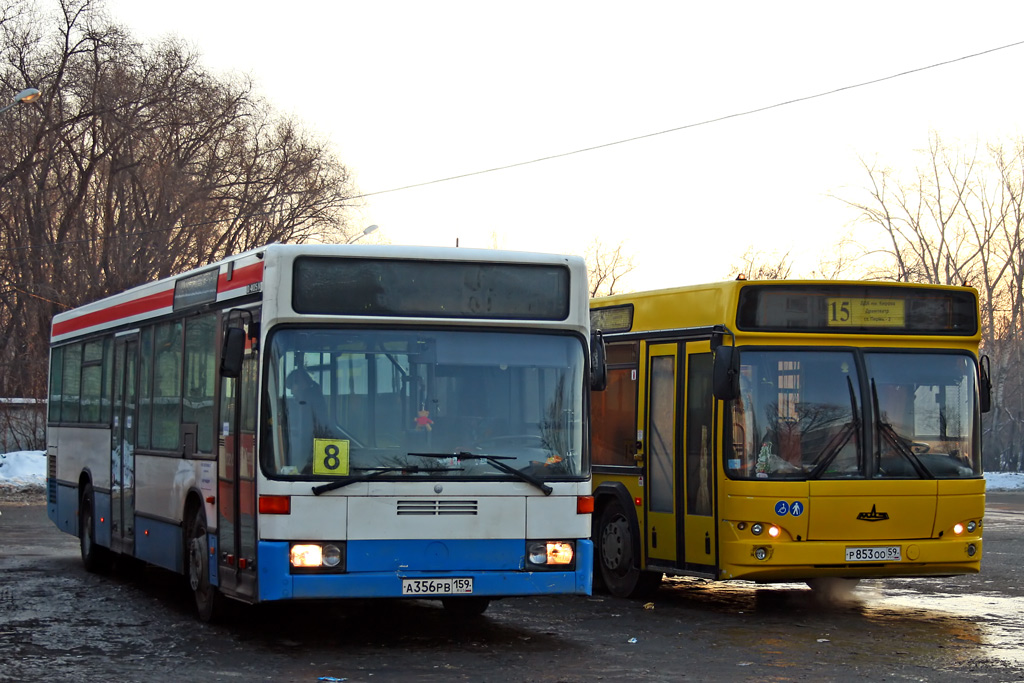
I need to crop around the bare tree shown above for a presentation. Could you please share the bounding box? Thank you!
[585,238,635,297]
[728,247,792,281]
[834,131,1024,471]
[0,0,359,408]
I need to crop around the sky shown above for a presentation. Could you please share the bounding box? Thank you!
[95,1,1024,292]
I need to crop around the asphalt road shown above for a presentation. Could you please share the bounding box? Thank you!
[1,492,1022,682]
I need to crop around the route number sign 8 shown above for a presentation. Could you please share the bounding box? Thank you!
[312,439,350,476]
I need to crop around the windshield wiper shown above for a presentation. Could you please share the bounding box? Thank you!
[409,451,553,495]
[870,379,930,478]
[311,465,460,496]
[808,376,861,479]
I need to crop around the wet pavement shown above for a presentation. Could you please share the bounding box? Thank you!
[1,492,1022,682]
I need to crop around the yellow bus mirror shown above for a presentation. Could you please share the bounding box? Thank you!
[591,330,608,392]
[979,355,992,413]
[713,346,738,400]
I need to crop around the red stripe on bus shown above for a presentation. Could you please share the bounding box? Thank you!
[52,261,263,339]
[219,261,264,293]
[52,289,174,338]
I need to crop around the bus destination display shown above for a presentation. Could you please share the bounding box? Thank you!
[737,284,978,335]
[827,298,904,327]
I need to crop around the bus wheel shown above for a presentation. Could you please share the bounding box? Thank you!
[79,483,112,573]
[187,510,222,622]
[441,597,491,617]
[597,499,662,599]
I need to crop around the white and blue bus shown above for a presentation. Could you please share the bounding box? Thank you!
[47,244,597,620]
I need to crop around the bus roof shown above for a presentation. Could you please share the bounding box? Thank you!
[51,243,586,344]
[591,279,981,339]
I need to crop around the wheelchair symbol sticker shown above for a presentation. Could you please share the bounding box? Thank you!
[775,501,789,516]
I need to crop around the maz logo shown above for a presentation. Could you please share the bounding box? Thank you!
[857,505,890,522]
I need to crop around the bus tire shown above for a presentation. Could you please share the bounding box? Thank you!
[441,597,490,617]
[187,509,223,622]
[79,483,112,574]
[597,499,662,599]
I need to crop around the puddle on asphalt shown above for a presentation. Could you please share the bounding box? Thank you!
[867,584,1024,668]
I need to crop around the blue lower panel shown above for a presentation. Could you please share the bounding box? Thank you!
[95,492,111,548]
[48,483,110,548]
[51,483,79,535]
[135,516,183,573]
[258,539,593,602]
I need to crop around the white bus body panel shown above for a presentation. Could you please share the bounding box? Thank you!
[53,426,111,490]
[257,481,590,542]
[134,455,215,526]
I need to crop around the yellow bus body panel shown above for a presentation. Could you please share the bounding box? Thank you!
[592,280,985,585]
[718,478,984,581]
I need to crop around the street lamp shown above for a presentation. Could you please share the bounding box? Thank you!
[0,88,41,116]
[346,224,378,244]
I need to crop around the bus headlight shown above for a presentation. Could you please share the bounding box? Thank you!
[966,520,978,533]
[322,544,343,568]
[290,542,346,572]
[291,544,322,567]
[751,523,764,536]
[527,541,575,568]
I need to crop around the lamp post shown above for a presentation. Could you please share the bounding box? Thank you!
[346,224,378,244]
[0,88,41,116]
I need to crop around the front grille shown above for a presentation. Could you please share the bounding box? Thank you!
[396,500,478,516]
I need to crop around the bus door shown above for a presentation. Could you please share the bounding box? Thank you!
[110,334,138,555]
[644,343,679,565]
[680,344,716,574]
[217,315,260,601]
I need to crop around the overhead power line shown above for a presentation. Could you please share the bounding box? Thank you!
[2,39,1022,259]
[348,39,1024,201]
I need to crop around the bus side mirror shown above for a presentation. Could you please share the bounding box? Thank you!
[221,327,246,379]
[713,346,739,401]
[979,355,992,413]
[591,330,608,392]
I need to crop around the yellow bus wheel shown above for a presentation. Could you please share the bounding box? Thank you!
[597,499,661,599]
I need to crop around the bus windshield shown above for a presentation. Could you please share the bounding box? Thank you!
[263,328,586,482]
[725,349,980,480]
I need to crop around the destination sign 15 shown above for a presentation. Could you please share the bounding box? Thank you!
[827,298,905,327]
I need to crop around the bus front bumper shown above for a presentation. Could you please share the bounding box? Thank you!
[255,538,594,601]
[719,536,982,582]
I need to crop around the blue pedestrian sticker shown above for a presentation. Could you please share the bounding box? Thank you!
[789,501,804,517]
[774,500,789,516]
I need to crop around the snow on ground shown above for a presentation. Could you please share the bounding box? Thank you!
[1,450,1023,490]
[0,451,46,487]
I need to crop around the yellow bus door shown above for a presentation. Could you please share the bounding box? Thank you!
[644,344,678,564]
[681,345,716,574]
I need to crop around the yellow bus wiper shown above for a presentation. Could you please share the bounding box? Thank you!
[311,466,460,496]
[870,379,930,478]
[410,451,553,495]
[809,376,860,479]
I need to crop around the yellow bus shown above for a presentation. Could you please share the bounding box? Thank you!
[589,279,990,597]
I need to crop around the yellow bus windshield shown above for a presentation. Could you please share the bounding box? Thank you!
[725,349,980,480]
